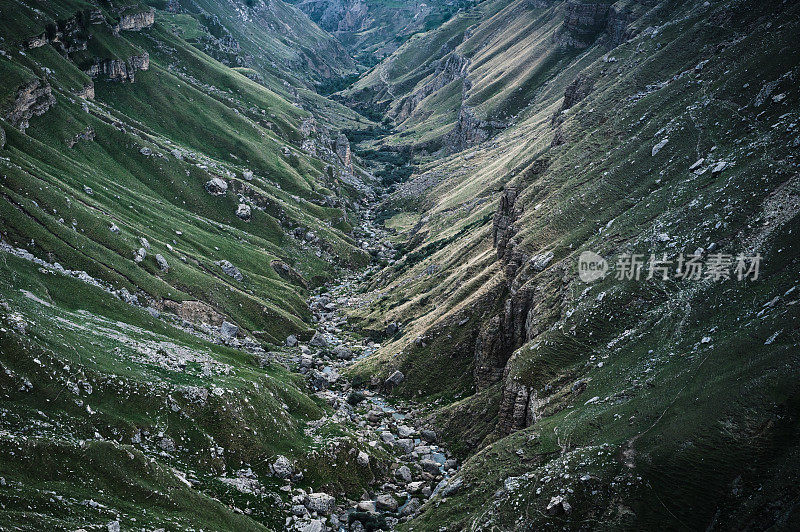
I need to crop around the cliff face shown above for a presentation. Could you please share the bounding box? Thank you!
[116,9,155,32]
[555,1,610,48]
[395,52,470,122]
[4,79,56,131]
[444,105,506,154]
[85,53,149,82]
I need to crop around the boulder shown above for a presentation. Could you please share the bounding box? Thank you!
[400,498,421,517]
[442,477,463,496]
[546,495,572,515]
[396,465,412,483]
[309,331,328,347]
[420,459,440,475]
[375,494,398,512]
[305,492,335,514]
[385,370,404,386]
[271,455,293,478]
[419,429,437,443]
[396,438,415,454]
[155,254,169,272]
[236,203,251,221]
[134,247,147,263]
[407,481,425,493]
[385,322,399,336]
[357,500,376,513]
[397,425,414,438]
[286,334,298,347]
[220,321,238,339]
[204,177,228,195]
[332,345,353,360]
[356,450,370,467]
[216,260,243,281]
[296,519,325,532]
[651,138,668,156]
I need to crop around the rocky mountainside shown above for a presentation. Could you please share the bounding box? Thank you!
[344,0,800,529]
[1,0,799,530]
[289,0,475,67]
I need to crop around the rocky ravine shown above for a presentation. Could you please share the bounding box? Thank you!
[278,205,461,531]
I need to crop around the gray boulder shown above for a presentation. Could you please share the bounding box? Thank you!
[271,455,293,478]
[155,254,169,272]
[396,465,412,483]
[375,494,398,512]
[332,345,353,360]
[385,370,404,386]
[419,429,437,443]
[235,203,251,221]
[216,260,243,282]
[220,321,238,339]
[204,177,228,195]
[309,331,328,347]
[400,498,421,517]
[305,492,335,514]
[286,334,298,347]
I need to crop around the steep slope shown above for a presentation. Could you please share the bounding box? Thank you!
[289,0,475,67]
[345,0,800,528]
[161,0,355,85]
[342,0,655,154]
[0,1,384,528]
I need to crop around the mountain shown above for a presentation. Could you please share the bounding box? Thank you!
[345,0,800,528]
[1,0,799,530]
[289,0,475,67]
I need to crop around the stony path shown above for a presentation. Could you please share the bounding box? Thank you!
[281,204,462,532]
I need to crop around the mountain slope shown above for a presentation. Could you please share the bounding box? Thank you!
[345,0,800,528]
[0,1,383,528]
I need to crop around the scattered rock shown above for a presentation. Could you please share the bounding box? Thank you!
[309,331,328,347]
[271,455,293,478]
[204,177,228,195]
[216,260,243,281]
[236,203,251,221]
[375,494,398,512]
[155,254,169,272]
[385,370,404,386]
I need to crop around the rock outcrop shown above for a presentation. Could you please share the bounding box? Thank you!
[396,52,470,122]
[5,79,56,131]
[85,53,149,82]
[445,106,505,154]
[555,1,610,48]
[116,9,155,32]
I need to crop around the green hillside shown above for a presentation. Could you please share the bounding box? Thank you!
[1,0,798,530]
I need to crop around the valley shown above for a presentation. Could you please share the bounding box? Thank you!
[0,0,799,530]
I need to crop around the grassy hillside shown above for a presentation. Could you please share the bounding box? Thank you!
[0,1,380,528]
[345,0,800,528]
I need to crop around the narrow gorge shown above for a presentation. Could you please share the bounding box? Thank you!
[0,0,798,531]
